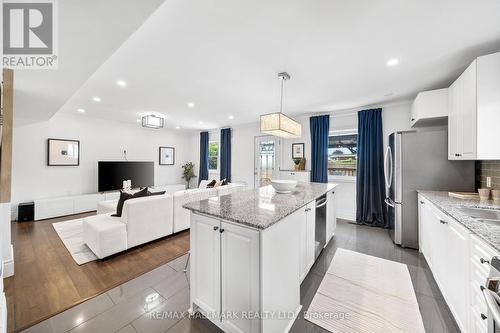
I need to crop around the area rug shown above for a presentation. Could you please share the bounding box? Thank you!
[305,248,425,333]
[52,219,98,265]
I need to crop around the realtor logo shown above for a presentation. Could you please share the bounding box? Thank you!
[2,0,58,69]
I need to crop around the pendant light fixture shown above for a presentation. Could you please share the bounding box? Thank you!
[260,72,302,138]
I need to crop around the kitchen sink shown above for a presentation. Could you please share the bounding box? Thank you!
[456,206,500,221]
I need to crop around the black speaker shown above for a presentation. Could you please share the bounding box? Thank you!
[18,202,34,222]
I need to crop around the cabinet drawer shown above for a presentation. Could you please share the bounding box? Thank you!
[471,235,499,264]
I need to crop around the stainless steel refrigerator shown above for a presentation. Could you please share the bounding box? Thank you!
[384,128,475,249]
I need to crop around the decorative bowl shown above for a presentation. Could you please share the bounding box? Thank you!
[271,180,298,194]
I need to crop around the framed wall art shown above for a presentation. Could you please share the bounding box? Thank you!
[47,139,80,166]
[159,146,175,165]
[292,143,305,159]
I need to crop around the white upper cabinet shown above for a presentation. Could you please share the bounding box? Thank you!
[410,88,448,128]
[448,52,500,160]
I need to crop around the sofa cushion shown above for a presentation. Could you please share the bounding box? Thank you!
[113,187,149,217]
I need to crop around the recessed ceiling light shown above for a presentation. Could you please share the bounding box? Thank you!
[199,121,203,124]
[387,58,399,67]
[136,119,141,123]
[92,96,101,102]
[77,108,85,113]
[116,80,127,87]
[175,126,180,129]
[187,102,195,108]
[228,115,234,120]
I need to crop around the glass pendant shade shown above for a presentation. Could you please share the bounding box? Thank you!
[142,115,164,129]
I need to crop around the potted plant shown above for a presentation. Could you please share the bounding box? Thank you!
[181,162,196,189]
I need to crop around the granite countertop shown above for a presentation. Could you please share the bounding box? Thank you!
[418,191,500,251]
[183,182,338,230]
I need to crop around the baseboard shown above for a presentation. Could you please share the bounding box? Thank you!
[337,210,356,222]
[2,245,14,278]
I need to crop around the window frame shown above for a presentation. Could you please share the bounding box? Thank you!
[208,141,220,172]
[328,129,358,183]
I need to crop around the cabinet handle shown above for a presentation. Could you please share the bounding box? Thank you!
[481,313,487,320]
[219,228,225,233]
[411,118,415,121]
[480,257,490,265]
[420,201,424,204]
[439,219,448,224]
[305,208,311,212]
[213,226,219,231]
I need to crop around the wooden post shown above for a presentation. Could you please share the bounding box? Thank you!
[1,69,13,204]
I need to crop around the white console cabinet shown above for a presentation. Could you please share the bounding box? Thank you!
[278,170,310,182]
[32,184,186,221]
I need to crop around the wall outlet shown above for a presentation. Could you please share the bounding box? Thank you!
[487,176,492,188]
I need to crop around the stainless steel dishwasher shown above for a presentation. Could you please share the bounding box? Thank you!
[315,194,328,259]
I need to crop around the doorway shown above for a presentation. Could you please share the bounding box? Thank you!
[254,136,280,188]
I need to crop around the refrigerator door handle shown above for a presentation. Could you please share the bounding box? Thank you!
[385,197,395,207]
[384,146,393,191]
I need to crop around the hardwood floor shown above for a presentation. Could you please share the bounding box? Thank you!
[4,212,190,333]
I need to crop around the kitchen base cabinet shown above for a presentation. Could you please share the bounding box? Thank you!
[418,194,500,333]
[419,196,469,332]
[190,211,302,333]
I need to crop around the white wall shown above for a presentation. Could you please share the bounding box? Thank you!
[11,113,197,218]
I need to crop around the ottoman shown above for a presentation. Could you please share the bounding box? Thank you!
[83,213,127,259]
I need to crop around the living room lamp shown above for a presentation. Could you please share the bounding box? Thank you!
[260,72,302,139]
[142,114,164,129]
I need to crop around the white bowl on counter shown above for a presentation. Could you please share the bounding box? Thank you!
[271,180,298,194]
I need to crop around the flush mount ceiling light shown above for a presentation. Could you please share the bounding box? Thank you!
[387,58,399,67]
[142,114,164,129]
[260,72,302,139]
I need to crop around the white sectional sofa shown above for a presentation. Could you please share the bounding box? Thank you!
[83,182,246,258]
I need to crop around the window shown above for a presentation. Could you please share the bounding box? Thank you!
[208,142,219,171]
[328,132,358,177]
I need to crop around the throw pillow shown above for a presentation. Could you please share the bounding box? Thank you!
[112,187,149,217]
[214,179,225,187]
[206,179,217,188]
[148,190,166,196]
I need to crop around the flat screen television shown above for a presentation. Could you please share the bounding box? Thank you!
[98,161,154,192]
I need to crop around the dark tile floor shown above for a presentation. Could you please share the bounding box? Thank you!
[22,220,460,333]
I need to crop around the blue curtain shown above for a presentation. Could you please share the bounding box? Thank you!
[198,131,209,185]
[356,108,387,227]
[220,128,232,182]
[310,115,330,183]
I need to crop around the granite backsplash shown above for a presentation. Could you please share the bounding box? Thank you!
[476,160,500,190]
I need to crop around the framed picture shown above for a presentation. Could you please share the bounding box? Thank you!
[159,147,175,165]
[47,139,80,166]
[292,143,305,159]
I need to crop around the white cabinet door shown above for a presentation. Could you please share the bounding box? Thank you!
[306,202,316,271]
[448,81,459,160]
[191,214,221,316]
[221,222,260,333]
[326,190,336,243]
[460,61,478,159]
[445,219,470,332]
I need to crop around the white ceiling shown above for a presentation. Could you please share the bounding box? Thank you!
[16,0,500,130]
[12,0,166,121]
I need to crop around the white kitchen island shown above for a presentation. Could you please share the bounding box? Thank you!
[183,182,338,333]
